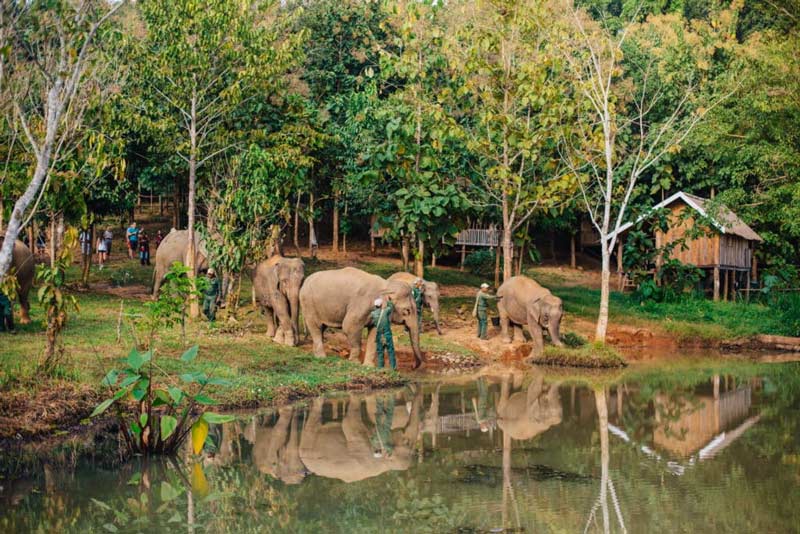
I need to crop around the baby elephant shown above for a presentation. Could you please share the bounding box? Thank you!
[497,275,564,360]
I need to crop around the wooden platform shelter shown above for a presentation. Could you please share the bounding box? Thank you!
[610,192,763,301]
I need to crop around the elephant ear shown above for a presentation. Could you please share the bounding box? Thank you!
[527,296,543,324]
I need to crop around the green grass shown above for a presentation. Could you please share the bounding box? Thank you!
[532,342,628,368]
[551,284,798,341]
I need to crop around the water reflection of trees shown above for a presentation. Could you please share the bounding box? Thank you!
[5,363,800,533]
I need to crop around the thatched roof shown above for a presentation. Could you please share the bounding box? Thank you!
[610,191,763,243]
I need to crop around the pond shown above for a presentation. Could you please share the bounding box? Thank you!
[2,360,800,533]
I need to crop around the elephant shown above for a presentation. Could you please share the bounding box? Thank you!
[152,229,208,296]
[299,267,424,368]
[0,237,34,324]
[497,275,564,360]
[387,272,443,335]
[496,374,562,441]
[253,255,304,346]
[298,389,423,483]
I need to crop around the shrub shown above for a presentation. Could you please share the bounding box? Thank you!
[463,249,496,277]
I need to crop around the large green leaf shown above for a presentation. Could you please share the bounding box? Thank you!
[180,345,199,362]
[160,415,178,441]
[201,412,236,424]
[90,398,115,418]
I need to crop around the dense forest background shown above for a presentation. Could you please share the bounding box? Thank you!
[1,0,798,281]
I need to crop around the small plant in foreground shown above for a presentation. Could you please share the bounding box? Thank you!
[91,344,235,455]
[37,228,80,373]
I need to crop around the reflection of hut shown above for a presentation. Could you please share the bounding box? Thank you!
[653,376,753,458]
[609,192,763,301]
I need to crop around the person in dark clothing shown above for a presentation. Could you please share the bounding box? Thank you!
[154,230,164,249]
[138,231,151,265]
[0,292,15,333]
[370,297,396,369]
[412,278,424,331]
[472,283,498,340]
[203,268,220,322]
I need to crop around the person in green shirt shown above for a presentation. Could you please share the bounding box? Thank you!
[370,297,396,369]
[472,283,498,340]
[0,292,15,333]
[203,268,220,322]
[412,278,424,331]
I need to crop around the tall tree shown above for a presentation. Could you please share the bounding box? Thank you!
[558,1,738,340]
[133,0,299,316]
[0,0,123,280]
[446,0,574,282]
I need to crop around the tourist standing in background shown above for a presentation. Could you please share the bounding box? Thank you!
[126,222,139,259]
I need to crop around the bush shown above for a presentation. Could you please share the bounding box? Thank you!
[463,249,496,277]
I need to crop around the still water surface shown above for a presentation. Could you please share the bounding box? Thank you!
[2,361,800,533]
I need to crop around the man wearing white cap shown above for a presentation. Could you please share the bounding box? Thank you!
[472,282,497,340]
[370,296,396,369]
[203,268,220,322]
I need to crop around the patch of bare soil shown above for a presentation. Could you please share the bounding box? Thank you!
[88,282,153,300]
[0,382,101,440]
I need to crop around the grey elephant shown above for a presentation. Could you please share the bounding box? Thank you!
[0,237,34,324]
[497,275,564,359]
[253,255,304,346]
[387,272,443,335]
[299,267,424,368]
[152,229,208,296]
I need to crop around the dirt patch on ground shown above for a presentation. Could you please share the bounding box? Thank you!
[0,382,101,440]
[88,282,153,301]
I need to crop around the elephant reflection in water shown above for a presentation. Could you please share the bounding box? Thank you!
[299,387,424,483]
[496,373,563,440]
[247,406,307,485]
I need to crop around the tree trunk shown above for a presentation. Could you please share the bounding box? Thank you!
[415,237,424,278]
[570,233,576,269]
[460,244,466,272]
[494,247,500,288]
[502,226,513,282]
[0,96,58,279]
[0,195,4,233]
[81,222,94,287]
[713,266,720,301]
[370,214,377,255]
[401,235,410,272]
[430,253,436,268]
[332,190,339,256]
[50,215,56,268]
[186,91,199,319]
[308,192,317,259]
[293,194,301,255]
[596,239,611,342]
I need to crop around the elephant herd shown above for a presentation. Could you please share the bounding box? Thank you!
[2,228,565,364]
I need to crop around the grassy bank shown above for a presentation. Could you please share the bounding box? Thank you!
[532,343,628,368]
[528,268,800,342]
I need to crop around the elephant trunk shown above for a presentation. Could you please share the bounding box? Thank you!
[407,314,424,368]
[429,300,442,336]
[549,315,563,347]
[289,290,300,342]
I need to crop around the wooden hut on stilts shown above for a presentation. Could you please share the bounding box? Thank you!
[610,192,763,301]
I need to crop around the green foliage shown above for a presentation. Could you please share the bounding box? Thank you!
[36,228,80,373]
[463,249,496,278]
[92,344,234,456]
[141,262,207,347]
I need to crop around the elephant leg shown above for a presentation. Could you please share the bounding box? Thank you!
[152,269,163,298]
[513,325,525,342]
[306,317,326,358]
[342,313,366,364]
[271,292,294,346]
[499,302,512,343]
[526,317,545,361]
[363,327,377,368]
[18,292,31,324]
[299,397,324,455]
[264,307,277,338]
